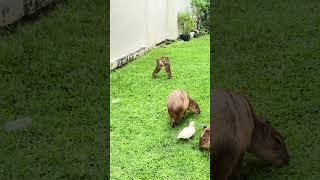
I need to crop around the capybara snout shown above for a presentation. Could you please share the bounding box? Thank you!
[190,100,200,115]
[167,90,200,127]
[250,120,290,167]
[159,56,169,66]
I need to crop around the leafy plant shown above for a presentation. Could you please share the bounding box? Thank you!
[178,13,196,35]
[191,0,210,32]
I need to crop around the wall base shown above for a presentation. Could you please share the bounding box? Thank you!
[110,39,176,71]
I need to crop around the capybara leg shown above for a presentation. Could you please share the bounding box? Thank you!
[213,146,239,180]
[183,110,187,117]
[230,154,244,180]
[165,64,172,79]
[214,157,234,180]
[169,116,177,128]
[176,111,184,125]
[168,110,176,128]
[152,63,162,78]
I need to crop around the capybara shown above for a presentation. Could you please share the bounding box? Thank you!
[167,90,200,128]
[199,126,210,151]
[199,89,289,180]
[152,56,172,79]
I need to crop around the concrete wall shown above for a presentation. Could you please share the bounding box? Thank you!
[110,0,192,68]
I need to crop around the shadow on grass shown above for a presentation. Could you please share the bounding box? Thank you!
[241,158,275,179]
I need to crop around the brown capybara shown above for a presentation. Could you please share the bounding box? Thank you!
[167,90,200,128]
[199,89,289,180]
[199,126,210,151]
[152,56,172,79]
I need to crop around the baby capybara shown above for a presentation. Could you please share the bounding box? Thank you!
[167,90,200,128]
[199,126,210,151]
[199,89,289,180]
[152,56,172,79]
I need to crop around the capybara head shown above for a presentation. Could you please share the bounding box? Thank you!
[159,56,169,66]
[250,121,289,167]
[199,126,210,151]
[189,100,200,115]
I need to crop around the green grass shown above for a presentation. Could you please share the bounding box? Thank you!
[110,36,210,179]
[0,1,107,179]
[213,0,320,178]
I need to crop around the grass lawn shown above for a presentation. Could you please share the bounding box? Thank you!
[0,0,107,179]
[110,35,210,179]
[213,1,320,178]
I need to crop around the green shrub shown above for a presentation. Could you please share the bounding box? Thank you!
[178,12,196,35]
[191,0,210,32]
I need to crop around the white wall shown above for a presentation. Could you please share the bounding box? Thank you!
[110,0,192,64]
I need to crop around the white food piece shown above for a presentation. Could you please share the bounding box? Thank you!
[112,98,121,104]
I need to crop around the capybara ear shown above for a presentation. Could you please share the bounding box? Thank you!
[203,126,207,130]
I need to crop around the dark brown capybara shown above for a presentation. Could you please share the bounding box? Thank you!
[199,89,289,180]
[167,90,200,128]
[152,56,172,79]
